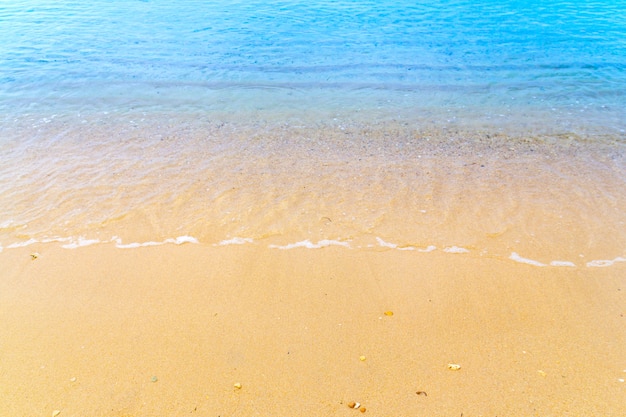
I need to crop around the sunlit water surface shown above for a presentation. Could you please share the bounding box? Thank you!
[1,0,625,266]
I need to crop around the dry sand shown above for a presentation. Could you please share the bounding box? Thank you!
[1,242,624,416]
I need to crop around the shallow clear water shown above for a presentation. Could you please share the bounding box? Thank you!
[1,0,625,266]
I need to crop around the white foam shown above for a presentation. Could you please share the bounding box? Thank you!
[549,260,577,267]
[269,239,351,250]
[167,235,199,245]
[586,257,626,267]
[43,237,73,244]
[376,237,397,249]
[114,241,144,249]
[118,240,166,248]
[62,237,101,249]
[217,237,254,246]
[509,252,546,267]
[375,237,435,252]
[419,245,437,252]
[0,235,199,250]
[0,232,622,273]
[114,235,198,249]
[5,237,74,249]
[0,220,15,229]
[7,238,40,248]
[443,246,470,254]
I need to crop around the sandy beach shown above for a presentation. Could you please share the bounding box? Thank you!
[3,0,626,415]
[1,242,624,416]
[2,116,625,417]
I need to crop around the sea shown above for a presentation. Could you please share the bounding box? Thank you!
[1,0,625,268]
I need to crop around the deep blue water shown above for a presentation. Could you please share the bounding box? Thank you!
[1,0,625,133]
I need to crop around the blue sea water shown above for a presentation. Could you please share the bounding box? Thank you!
[1,0,626,262]
[1,0,625,133]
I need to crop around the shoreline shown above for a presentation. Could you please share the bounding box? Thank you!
[2,237,626,270]
[2,116,625,263]
[2,1,626,413]
[2,113,625,415]
[1,244,624,416]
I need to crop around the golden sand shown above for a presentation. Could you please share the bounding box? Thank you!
[1,243,624,416]
[2,116,625,415]
[3,118,626,264]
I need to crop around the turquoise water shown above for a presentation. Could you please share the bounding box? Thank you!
[1,0,625,133]
[1,0,626,264]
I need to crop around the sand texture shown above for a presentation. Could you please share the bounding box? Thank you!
[1,243,624,416]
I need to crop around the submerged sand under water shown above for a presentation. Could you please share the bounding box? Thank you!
[1,112,625,416]
[1,113,624,266]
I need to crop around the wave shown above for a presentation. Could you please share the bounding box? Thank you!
[2,235,624,270]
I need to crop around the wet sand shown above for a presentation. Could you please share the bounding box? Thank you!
[1,115,625,415]
[1,243,624,416]
[3,117,626,264]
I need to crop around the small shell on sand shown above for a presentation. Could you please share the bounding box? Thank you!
[447,363,461,370]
